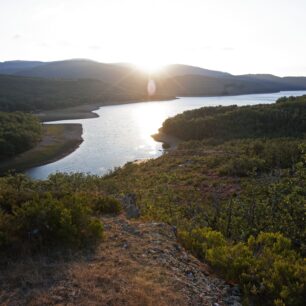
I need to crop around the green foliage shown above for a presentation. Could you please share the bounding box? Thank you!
[92,196,122,215]
[179,229,306,305]
[0,193,103,252]
[0,175,111,254]
[161,95,306,141]
[0,111,42,160]
[179,227,226,259]
[218,155,265,176]
[97,134,306,305]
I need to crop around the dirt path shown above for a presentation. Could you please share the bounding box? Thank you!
[0,215,241,306]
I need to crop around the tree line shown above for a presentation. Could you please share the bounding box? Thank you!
[0,112,42,161]
[160,95,306,141]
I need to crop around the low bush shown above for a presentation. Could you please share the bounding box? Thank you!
[179,229,306,306]
[0,193,104,253]
[218,156,266,176]
[92,196,122,215]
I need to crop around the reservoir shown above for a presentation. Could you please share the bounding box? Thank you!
[27,90,306,179]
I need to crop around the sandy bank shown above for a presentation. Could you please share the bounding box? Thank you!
[0,124,83,175]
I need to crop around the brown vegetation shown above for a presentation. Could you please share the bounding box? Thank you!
[0,215,238,306]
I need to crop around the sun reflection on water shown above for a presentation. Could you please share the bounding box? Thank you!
[132,103,168,152]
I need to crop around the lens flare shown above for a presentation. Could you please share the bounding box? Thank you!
[147,79,156,96]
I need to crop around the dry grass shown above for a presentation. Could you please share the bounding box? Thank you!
[0,215,229,306]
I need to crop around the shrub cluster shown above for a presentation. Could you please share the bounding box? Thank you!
[92,196,122,215]
[179,229,305,306]
[0,193,103,252]
[216,139,303,176]
[0,174,122,255]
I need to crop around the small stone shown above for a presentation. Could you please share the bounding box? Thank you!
[122,193,140,218]
[186,271,194,279]
[122,242,128,249]
[173,243,181,252]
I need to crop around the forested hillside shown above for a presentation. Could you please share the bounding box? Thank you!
[0,75,173,112]
[161,95,306,140]
[0,112,42,161]
[1,60,306,114]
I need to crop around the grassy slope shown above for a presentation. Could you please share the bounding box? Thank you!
[0,124,83,174]
[102,143,240,224]
[0,215,234,306]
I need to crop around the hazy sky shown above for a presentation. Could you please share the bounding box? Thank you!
[1,0,306,76]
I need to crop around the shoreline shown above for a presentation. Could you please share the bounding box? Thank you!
[4,90,299,175]
[36,97,178,122]
[0,123,83,175]
[1,97,178,175]
[152,132,181,151]
[35,89,285,122]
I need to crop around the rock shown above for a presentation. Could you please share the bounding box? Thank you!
[231,285,241,296]
[172,225,178,236]
[186,271,194,279]
[173,243,182,252]
[122,223,141,236]
[224,295,242,306]
[122,242,129,249]
[121,193,140,218]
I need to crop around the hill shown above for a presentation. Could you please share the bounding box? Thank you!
[1,59,306,100]
[0,75,173,112]
[13,59,133,84]
[0,212,239,305]
[159,95,306,141]
[6,59,233,81]
[156,74,304,96]
[0,60,44,74]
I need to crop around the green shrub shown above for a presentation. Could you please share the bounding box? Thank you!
[179,227,226,259]
[244,233,306,306]
[179,229,306,305]
[92,196,122,215]
[0,193,103,252]
[218,156,265,176]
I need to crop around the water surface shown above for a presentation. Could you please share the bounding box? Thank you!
[27,91,306,179]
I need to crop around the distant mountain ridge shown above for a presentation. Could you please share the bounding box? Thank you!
[0,59,306,98]
[0,59,233,80]
[0,60,44,74]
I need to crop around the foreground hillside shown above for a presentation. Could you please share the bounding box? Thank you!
[0,213,240,306]
[0,95,305,305]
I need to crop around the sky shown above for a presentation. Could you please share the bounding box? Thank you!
[0,0,306,76]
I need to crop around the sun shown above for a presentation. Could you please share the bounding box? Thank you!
[134,60,165,74]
